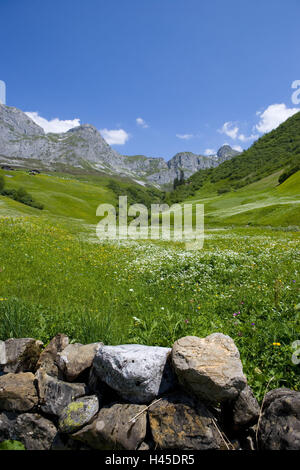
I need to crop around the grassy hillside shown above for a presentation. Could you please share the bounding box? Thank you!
[194,170,300,227]
[0,168,163,233]
[168,111,300,203]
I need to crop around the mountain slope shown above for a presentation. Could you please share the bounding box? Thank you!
[0,104,238,186]
[168,111,300,203]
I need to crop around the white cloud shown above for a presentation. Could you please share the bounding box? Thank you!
[256,103,299,134]
[100,128,130,145]
[218,121,239,140]
[136,117,149,128]
[219,120,259,143]
[232,145,243,152]
[176,133,194,140]
[204,148,216,156]
[25,111,81,133]
[238,133,258,142]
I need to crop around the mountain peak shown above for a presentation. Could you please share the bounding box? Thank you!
[217,145,241,162]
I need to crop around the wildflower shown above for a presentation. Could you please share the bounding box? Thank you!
[272,342,281,346]
[251,322,255,326]
[132,316,141,323]
[185,319,189,324]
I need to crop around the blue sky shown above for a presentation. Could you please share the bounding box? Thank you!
[1,0,300,159]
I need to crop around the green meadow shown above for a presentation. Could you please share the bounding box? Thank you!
[0,166,299,400]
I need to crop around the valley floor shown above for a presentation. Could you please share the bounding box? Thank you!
[0,214,299,400]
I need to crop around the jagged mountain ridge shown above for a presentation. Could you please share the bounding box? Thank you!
[0,104,240,186]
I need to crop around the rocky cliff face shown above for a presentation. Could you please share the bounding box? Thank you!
[0,104,240,186]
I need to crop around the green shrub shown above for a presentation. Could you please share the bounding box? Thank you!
[278,165,300,184]
[217,186,231,195]
[1,181,43,210]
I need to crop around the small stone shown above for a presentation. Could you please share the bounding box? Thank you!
[36,334,69,378]
[93,344,175,404]
[137,441,150,451]
[222,384,260,430]
[148,392,224,450]
[36,369,87,416]
[57,342,101,382]
[0,372,38,412]
[72,403,147,450]
[172,334,247,404]
[59,395,99,434]
[3,338,43,373]
[258,388,300,450]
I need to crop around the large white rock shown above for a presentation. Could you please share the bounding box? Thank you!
[172,334,247,404]
[93,344,175,404]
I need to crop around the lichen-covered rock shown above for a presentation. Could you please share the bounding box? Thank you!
[172,334,247,404]
[59,395,99,434]
[258,388,300,450]
[93,344,175,404]
[14,413,58,450]
[36,334,69,378]
[3,338,43,373]
[36,369,87,416]
[57,342,101,382]
[0,372,38,412]
[148,392,224,450]
[71,403,147,450]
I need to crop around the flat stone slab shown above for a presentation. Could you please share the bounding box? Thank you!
[93,344,175,404]
[149,392,224,450]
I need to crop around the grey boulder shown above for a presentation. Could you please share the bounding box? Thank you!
[258,388,300,450]
[172,334,247,404]
[57,342,101,382]
[93,344,175,404]
[72,403,147,450]
[14,413,58,450]
[222,384,260,430]
[36,369,87,416]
